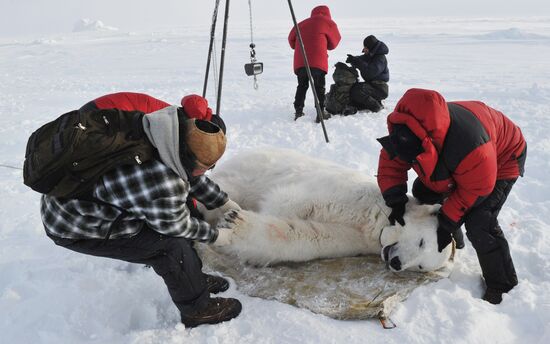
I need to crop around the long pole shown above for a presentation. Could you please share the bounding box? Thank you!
[202,0,221,98]
[215,0,230,116]
[286,0,329,143]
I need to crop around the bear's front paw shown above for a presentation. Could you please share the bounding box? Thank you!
[212,210,243,247]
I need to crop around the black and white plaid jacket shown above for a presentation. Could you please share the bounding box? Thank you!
[41,159,228,242]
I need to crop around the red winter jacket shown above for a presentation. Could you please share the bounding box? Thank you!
[85,92,170,113]
[377,88,526,224]
[288,6,341,73]
[81,92,214,122]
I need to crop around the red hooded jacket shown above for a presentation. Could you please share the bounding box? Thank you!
[377,89,526,224]
[81,92,213,121]
[288,6,341,73]
[87,92,170,113]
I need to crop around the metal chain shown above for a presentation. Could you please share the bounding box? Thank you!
[248,0,259,89]
[248,0,255,53]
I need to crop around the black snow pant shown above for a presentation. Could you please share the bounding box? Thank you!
[412,178,519,293]
[293,67,326,112]
[350,80,388,112]
[47,224,208,313]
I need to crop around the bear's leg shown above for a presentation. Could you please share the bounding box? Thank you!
[214,210,369,265]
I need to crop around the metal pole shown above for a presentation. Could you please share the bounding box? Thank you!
[286,0,329,143]
[202,0,221,98]
[215,0,230,116]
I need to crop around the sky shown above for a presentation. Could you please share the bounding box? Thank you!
[1,0,550,37]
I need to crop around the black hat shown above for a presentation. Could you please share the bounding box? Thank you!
[377,124,423,163]
[363,35,378,50]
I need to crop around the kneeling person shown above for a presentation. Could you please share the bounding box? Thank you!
[345,35,389,113]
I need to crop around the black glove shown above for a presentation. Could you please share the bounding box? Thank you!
[453,228,465,249]
[437,226,452,253]
[346,54,357,65]
[437,212,466,252]
[388,202,406,226]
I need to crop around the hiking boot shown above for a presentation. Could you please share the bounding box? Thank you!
[483,288,503,304]
[315,110,331,123]
[204,273,229,294]
[180,297,242,328]
[294,107,305,121]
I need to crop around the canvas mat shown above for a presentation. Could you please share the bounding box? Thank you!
[198,245,453,320]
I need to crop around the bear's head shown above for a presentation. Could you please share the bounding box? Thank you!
[379,203,454,272]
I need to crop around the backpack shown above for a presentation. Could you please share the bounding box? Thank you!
[332,62,358,86]
[325,84,354,115]
[325,62,359,114]
[23,108,155,198]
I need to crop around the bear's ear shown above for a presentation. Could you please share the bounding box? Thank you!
[380,225,400,247]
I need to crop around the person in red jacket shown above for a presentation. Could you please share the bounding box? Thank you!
[376,88,527,305]
[80,92,226,134]
[288,5,341,122]
[79,91,235,304]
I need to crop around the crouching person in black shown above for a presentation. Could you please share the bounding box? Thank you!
[345,35,389,113]
[40,108,242,327]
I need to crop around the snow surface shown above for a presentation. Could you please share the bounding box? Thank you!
[1,15,550,344]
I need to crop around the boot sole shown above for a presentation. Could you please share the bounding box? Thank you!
[182,302,242,328]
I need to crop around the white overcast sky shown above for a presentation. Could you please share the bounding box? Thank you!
[1,0,549,37]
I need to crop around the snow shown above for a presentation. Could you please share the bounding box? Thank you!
[1,13,550,344]
[72,19,118,33]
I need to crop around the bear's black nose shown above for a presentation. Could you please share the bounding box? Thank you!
[389,257,402,271]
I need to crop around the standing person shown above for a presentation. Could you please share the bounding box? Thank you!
[39,106,242,327]
[345,35,389,113]
[376,88,527,304]
[288,5,341,122]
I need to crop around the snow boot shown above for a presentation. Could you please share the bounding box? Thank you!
[180,297,242,328]
[294,107,305,121]
[204,273,229,294]
[315,110,331,123]
[483,288,503,305]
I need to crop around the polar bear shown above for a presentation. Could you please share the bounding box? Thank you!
[201,148,454,272]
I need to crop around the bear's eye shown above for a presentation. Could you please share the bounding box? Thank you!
[419,239,424,248]
[418,265,423,270]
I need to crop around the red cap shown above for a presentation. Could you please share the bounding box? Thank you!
[180,94,213,121]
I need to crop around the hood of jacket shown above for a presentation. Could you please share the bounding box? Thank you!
[388,88,449,150]
[386,88,451,179]
[310,5,331,19]
[369,41,389,57]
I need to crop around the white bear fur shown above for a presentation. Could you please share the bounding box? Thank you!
[201,148,453,272]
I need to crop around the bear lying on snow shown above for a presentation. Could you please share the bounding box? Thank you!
[201,148,454,272]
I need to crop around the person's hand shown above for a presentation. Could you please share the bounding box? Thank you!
[346,54,355,65]
[201,198,241,225]
[212,210,240,247]
[213,227,232,246]
[436,226,452,252]
[453,227,465,249]
[388,202,406,226]
[436,212,465,252]
[219,199,241,213]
